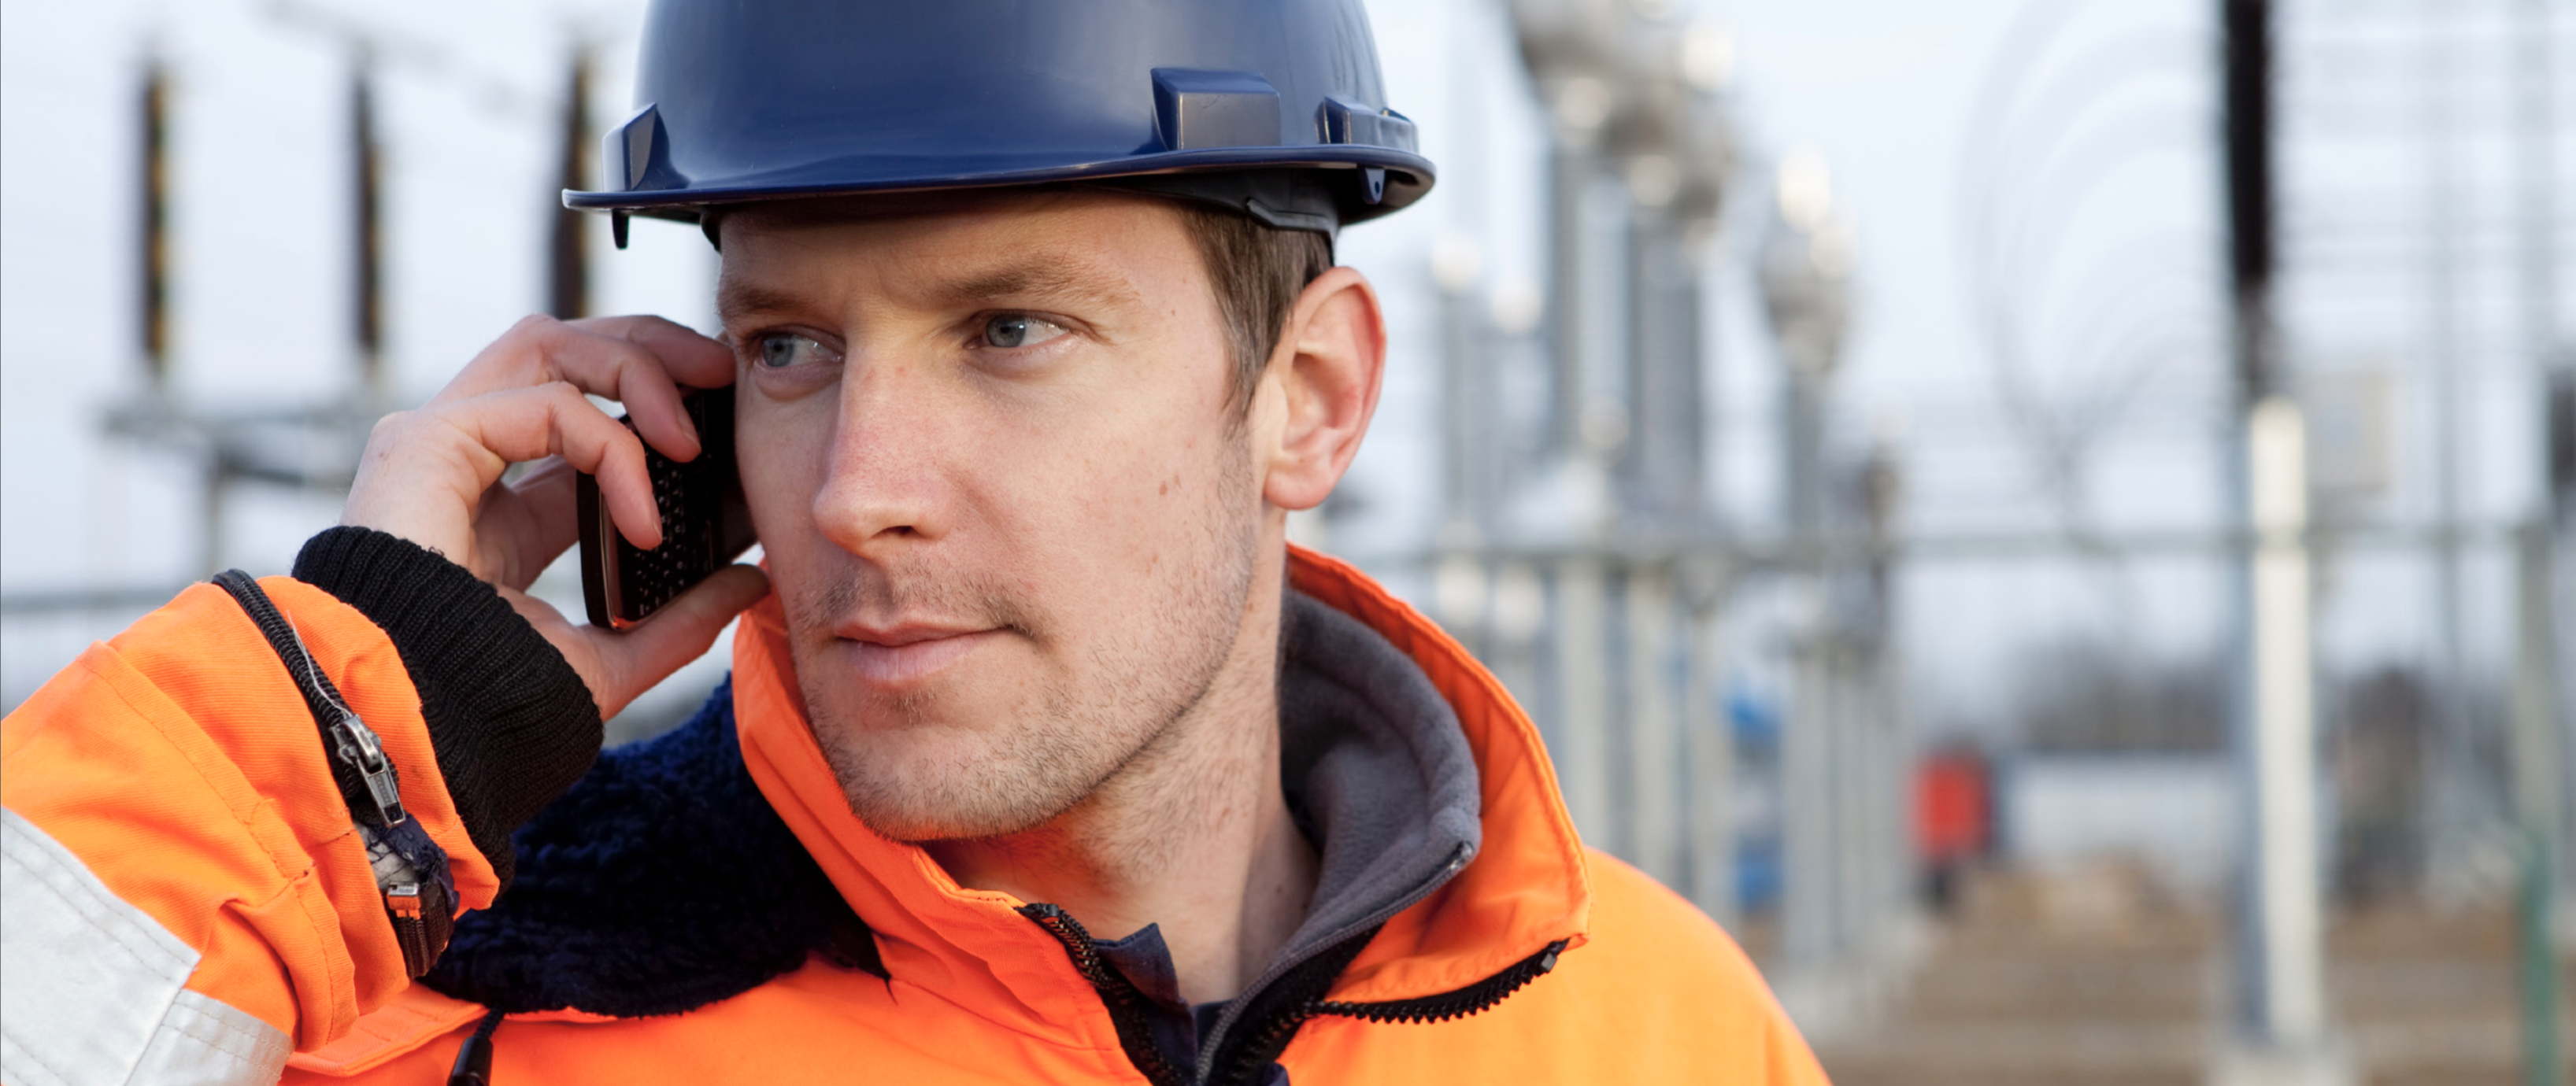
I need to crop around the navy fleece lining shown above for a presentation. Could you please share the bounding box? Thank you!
[422,681,875,1014]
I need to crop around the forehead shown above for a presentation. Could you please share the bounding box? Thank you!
[713,189,1204,318]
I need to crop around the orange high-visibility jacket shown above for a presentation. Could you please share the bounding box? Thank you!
[1,547,1827,1085]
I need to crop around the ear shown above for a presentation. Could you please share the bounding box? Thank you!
[1257,266,1386,512]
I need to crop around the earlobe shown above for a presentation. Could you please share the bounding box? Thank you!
[1261,267,1386,513]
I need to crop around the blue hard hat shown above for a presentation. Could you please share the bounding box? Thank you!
[566,0,1434,239]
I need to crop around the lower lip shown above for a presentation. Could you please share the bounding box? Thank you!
[838,630,1001,686]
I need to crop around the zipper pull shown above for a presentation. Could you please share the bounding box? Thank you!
[329,707,408,826]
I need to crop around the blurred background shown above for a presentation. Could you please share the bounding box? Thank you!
[3,0,2571,1082]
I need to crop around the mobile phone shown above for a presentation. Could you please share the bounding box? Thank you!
[577,386,757,629]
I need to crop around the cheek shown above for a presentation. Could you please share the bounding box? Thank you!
[1016,412,1238,624]
[736,395,831,563]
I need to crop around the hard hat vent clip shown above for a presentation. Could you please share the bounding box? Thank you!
[1317,97,1416,153]
[1151,69,1282,151]
[601,104,679,194]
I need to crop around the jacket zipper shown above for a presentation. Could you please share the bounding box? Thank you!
[1204,937,1569,1086]
[1311,937,1566,1024]
[1019,903,1191,1086]
[1023,903,1562,1086]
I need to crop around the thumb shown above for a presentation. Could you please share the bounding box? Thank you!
[588,564,772,717]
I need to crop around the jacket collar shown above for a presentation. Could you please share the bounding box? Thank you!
[727,546,1590,1032]
[427,547,1592,1034]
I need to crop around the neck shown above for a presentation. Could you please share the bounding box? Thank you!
[923,544,1316,1005]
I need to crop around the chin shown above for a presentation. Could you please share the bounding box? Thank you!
[807,693,1107,843]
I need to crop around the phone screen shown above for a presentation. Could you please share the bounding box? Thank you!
[576,386,757,629]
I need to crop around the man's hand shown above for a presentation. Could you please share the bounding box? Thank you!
[342,314,771,719]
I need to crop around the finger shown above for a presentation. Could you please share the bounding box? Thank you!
[586,565,771,717]
[435,316,702,464]
[572,315,735,390]
[476,458,581,590]
[431,382,663,550]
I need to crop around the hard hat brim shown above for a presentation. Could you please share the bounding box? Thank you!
[562,146,1434,227]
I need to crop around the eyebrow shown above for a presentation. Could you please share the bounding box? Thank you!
[716,281,807,325]
[716,254,1146,326]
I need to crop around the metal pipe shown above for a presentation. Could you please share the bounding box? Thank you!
[1554,557,1614,851]
[1686,586,1737,928]
[2510,523,2563,1086]
[1438,251,1481,538]
[349,58,384,397]
[2246,397,2326,1047]
[1549,142,1595,457]
[1625,566,1679,885]
[1782,586,1837,977]
[2421,0,2482,868]
[137,59,169,386]
[548,47,591,320]
[1830,645,1865,965]
[1490,561,1548,741]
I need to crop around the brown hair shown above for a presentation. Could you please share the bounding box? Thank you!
[1172,205,1335,415]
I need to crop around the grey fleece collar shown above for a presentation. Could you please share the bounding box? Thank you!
[1102,589,1485,1007]
[1271,589,1483,966]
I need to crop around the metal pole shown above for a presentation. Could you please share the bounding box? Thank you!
[2513,0,2571,933]
[1626,565,1680,885]
[2422,0,2479,861]
[1680,252,1709,526]
[1783,371,1825,540]
[1875,639,1906,971]
[1549,143,1594,457]
[548,47,591,321]
[2222,1,2334,1066]
[2510,524,2564,1086]
[1438,248,1482,540]
[200,460,226,578]
[1491,562,1547,729]
[2517,0,2559,451]
[1782,589,1836,980]
[1625,209,1697,526]
[349,57,384,401]
[2556,372,2576,918]
[1555,558,1614,850]
[2248,398,2326,1047]
[137,59,170,388]
[1686,585,1738,928]
[1832,644,1867,966]
[1860,447,1904,974]
[2552,375,2576,915]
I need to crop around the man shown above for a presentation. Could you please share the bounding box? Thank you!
[0,2,1827,1083]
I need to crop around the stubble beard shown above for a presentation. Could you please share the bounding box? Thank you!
[786,439,1262,844]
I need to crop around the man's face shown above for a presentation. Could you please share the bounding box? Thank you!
[719,191,1264,842]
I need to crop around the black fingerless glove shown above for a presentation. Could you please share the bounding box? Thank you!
[294,526,601,893]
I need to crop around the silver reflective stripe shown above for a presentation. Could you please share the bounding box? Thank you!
[129,992,293,1086]
[1,808,291,1086]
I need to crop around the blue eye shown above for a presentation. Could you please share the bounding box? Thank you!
[756,332,831,368]
[983,314,1066,349]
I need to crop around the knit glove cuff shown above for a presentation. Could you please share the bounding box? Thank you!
[294,526,601,892]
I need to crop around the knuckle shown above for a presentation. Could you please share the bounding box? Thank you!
[366,411,412,442]
[495,316,560,360]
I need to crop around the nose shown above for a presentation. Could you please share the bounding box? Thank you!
[811,355,953,556]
